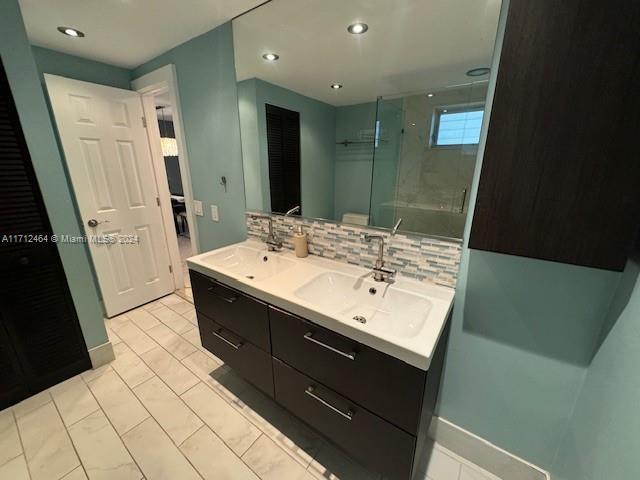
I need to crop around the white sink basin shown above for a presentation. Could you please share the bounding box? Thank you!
[198,246,295,281]
[294,272,431,339]
[187,239,454,370]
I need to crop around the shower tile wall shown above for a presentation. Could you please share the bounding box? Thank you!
[378,84,488,238]
[246,212,462,288]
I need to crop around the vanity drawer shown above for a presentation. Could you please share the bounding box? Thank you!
[273,358,415,480]
[191,270,270,351]
[269,306,426,434]
[197,312,274,397]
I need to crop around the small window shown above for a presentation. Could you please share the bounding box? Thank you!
[431,105,485,147]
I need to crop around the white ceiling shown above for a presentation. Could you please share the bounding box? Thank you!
[19,0,265,68]
[233,0,502,106]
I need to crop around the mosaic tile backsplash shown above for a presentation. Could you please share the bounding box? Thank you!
[245,212,462,288]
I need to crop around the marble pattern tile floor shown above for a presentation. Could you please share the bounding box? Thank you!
[0,292,500,480]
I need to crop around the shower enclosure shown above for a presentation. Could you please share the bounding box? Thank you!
[369,82,488,238]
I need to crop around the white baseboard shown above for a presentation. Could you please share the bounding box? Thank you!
[428,417,550,480]
[88,341,115,369]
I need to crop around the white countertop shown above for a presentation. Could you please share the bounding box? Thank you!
[187,239,454,370]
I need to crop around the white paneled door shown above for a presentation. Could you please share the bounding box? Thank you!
[45,74,174,317]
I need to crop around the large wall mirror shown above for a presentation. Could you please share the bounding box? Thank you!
[233,0,502,239]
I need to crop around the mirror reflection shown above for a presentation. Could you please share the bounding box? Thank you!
[234,0,502,238]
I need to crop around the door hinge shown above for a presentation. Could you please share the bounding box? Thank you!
[156,196,160,206]
[169,265,173,273]
[142,116,147,128]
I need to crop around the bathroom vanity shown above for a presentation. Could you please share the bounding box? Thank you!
[188,240,453,480]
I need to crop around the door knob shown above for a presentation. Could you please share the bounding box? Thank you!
[87,219,109,228]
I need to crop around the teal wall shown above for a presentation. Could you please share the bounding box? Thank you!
[334,102,377,222]
[438,251,618,467]
[132,22,247,251]
[31,46,131,89]
[237,79,262,211]
[238,78,336,219]
[551,256,640,480]
[0,0,107,348]
[435,1,622,470]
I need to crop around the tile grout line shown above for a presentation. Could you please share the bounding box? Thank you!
[47,392,84,480]
[109,296,368,479]
[80,367,154,479]
[7,407,31,480]
[108,297,368,480]
[105,323,254,478]
[176,381,266,475]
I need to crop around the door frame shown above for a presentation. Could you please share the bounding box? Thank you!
[131,65,199,289]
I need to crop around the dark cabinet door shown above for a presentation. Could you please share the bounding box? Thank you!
[273,358,416,480]
[469,0,640,271]
[190,271,271,351]
[196,311,274,397]
[270,306,426,434]
[0,313,28,408]
[0,60,91,409]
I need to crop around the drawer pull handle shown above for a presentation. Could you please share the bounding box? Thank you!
[305,386,353,421]
[303,332,356,360]
[207,286,238,303]
[212,328,243,350]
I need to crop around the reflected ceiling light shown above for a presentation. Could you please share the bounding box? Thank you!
[330,83,343,89]
[262,53,279,61]
[427,93,434,97]
[466,67,490,77]
[57,26,84,37]
[347,23,369,34]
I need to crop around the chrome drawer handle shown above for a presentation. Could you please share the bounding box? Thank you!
[207,286,238,303]
[303,332,356,360]
[305,386,353,421]
[212,328,243,350]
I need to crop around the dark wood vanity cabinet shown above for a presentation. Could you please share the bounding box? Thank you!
[190,269,450,480]
[469,0,640,271]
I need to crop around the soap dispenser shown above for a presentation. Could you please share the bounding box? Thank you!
[292,224,308,258]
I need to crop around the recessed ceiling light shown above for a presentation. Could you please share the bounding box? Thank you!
[57,26,85,38]
[466,67,490,77]
[330,83,343,90]
[347,23,369,34]
[262,53,279,61]
[427,93,434,97]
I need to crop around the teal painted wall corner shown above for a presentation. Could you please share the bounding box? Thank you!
[334,102,377,222]
[238,77,336,219]
[132,22,247,252]
[31,46,131,89]
[435,0,622,470]
[551,255,640,480]
[0,0,107,349]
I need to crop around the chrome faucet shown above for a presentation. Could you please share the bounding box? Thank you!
[250,206,300,252]
[250,213,282,251]
[362,218,402,283]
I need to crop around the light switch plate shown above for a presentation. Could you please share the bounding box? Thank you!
[193,200,203,216]
[211,205,219,222]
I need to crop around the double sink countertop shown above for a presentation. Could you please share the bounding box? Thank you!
[187,239,454,371]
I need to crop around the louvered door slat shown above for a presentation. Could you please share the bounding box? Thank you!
[0,60,91,409]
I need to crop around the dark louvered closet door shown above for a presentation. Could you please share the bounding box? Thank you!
[265,104,301,215]
[0,60,91,409]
